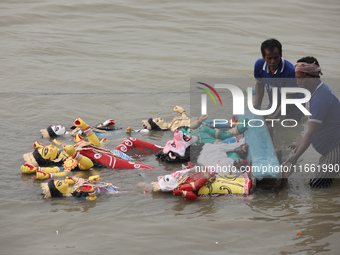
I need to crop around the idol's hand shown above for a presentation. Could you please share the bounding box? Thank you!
[21,164,38,174]
[63,145,76,157]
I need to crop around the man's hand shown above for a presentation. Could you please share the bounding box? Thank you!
[288,142,300,153]
[283,154,299,177]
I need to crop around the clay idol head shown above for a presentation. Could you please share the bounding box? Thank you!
[41,179,70,198]
[40,125,68,139]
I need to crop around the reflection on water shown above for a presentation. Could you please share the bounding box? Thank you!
[50,201,97,213]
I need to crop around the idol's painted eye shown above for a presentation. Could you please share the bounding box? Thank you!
[183,134,190,142]
[54,126,59,132]
[169,152,176,159]
[56,181,63,187]
[44,147,49,156]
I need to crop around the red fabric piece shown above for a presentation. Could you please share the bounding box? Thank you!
[178,177,208,192]
[79,185,92,192]
[79,149,153,169]
[114,137,161,153]
[173,190,197,200]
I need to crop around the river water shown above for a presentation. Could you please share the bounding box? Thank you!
[1,0,340,254]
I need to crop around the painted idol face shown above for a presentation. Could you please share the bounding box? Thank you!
[152,118,168,129]
[157,129,197,163]
[54,179,70,194]
[50,125,66,136]
[38,144,59,160]
[153,169,192,192]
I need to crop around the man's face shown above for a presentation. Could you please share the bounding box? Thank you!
[263,47,281,71]
[295,71,309,88]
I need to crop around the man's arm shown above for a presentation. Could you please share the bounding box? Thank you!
[283,120,321,176]
[269,92,295,119]
[254,81,265,110]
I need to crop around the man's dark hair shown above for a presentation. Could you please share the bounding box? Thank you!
[261,38,282,58]
[296,56,320,66]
